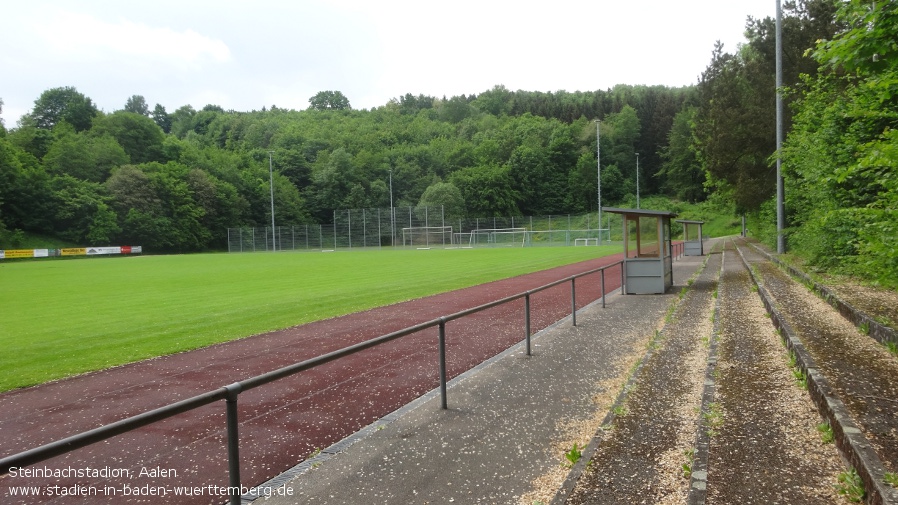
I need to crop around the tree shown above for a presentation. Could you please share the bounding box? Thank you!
[398,93,435,115]
[417,182,466,222]
[0,138,54,234]
[439,95,474,123]
[50,175,118,243]
[782,0,898,286]
[124,95,150,116]
[26,86,98,132]
[169,105,197,138]
[92,111,165,164]
[600,105,641,200]
[149,104,171,134]
[450,164,520,217]
[508,145,550,215]
[42,125,129,182]
[693,1,841,211]
[657,107,705,202]
[308,91,351,111]
[473,85,513,116]
[7,124,55,159]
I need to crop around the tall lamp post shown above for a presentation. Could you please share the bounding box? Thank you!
[268,150,276,251]
[776,0,785,253]
[389,169,395,247]
[595,120,602,244]
[635,152,640,209]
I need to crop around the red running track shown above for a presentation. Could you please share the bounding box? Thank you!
[0,254,623,504]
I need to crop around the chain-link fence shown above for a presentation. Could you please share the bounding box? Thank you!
[227,207,624,252]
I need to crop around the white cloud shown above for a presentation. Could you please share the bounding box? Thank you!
[1,0,777,125]
[33,11,231,67]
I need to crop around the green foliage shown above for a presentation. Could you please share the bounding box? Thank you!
[92,111,166,164]
[780,1,898,288]
[835,468,865,502]
[564,443,584,467]
[308,90,351,111]
[702,402,724,436]
[885,472,898,488]
[657,107,705,203]
[816,421,834,444]
[43,125,129,182]
[694,1,841,212]
[417,182,465,222]
[682,448,695,479]
[25,86,99,132]
[449,164,520,217]
[123,95,150,116]
[0,78,755,253]
[885,341,898,357]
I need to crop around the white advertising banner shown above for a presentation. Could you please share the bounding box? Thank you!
[86,246,122,255]
[34,249,49,257]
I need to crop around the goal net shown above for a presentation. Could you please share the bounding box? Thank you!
[470,228,527,247]
[402,226,453,247]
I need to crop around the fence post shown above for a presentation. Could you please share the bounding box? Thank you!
[224,383,242,505]
[621,262,626,295]
[438,318,448,410]
[571,278,577,326]
[525,293,532,356]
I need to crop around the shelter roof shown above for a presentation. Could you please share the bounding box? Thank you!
[602,207,678,218]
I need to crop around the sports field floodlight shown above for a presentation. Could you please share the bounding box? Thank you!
[776,0,785,253]
[268,150,276,251]
[595,119,602,244]
[635,153,640,209]
[389,169,395,247]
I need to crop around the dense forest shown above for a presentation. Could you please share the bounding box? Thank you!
[1,0,895,287]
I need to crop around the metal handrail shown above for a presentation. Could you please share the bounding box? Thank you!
[1,259,624,504]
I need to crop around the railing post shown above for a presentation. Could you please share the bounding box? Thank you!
[224,383,242,505]
[571,278,577,327]
[601,269,606,308]
[524,293,532,356]
[620,261,626,294]
[438,318,448,410]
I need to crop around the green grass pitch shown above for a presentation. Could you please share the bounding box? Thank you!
[0,246,617,392]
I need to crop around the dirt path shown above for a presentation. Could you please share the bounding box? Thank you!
[0,255,622,504]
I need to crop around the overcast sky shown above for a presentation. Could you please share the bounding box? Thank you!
[1,0,776,127]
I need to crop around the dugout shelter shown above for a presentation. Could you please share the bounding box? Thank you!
[603,207,677,294]
[675,219,705,256]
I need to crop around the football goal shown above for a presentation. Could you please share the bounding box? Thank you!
[574,238,599,246]
[471,228,527,247]
[402,226,453,247]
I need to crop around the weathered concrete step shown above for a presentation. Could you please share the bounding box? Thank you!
[733,238,898,505]
[558,247,722,504]
[694,240,845,504]
[744,239,898,348]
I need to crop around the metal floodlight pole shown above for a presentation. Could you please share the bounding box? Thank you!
[635,152,640,209]
[776,0,786,253]
[268,150,276,251]
[389,169,395,247]
[595,119,602,244]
